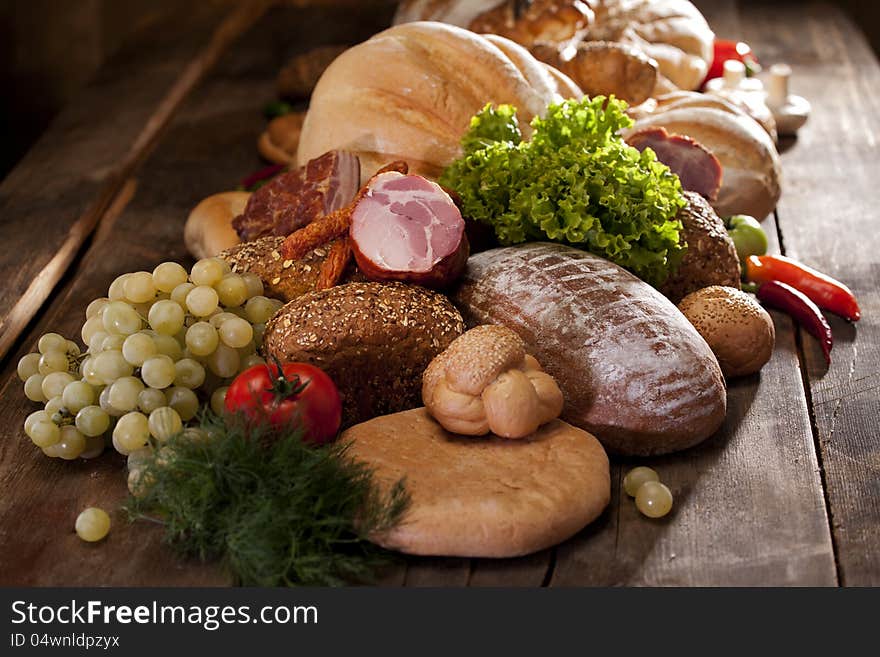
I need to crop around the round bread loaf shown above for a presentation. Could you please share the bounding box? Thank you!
[263,282,465,427]
[344,408,610,558]
[184,191,250,260]
[452,242,727,455]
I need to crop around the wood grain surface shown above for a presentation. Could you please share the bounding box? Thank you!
[0,0,876,586]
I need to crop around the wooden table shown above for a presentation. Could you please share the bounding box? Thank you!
[0,0,877,587]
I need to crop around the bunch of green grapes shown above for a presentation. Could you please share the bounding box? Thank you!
[18,258,283,461]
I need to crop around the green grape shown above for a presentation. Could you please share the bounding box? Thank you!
[137,387,167,414]
[108,273,132,300]
[62,380,96,413]
[24,374,47,402]
[41,371,75,400]
[185,322,219,357]
[56,425,86,460]
[80,435,106,459]
[65,340,80,357]
[102,301,141,335]
[240,354,265,372]
[123,271,157,304]
[75,405,111,437]
[190,258,227,286]
[244,296,278,325]
[98,386,124,417]
[635,481,674,519]
[252,323,267,347]
[108,376,145,412]
[75,507,110,542]
[170,282,195,306]
[25,410,50,436]
[241,272,263,298]
[127,447,153,473]
[44,395,65,419]
[122,332,157,366]
[17,353,41,381]
[210,386,229,415]
[29,420,61,448]
[165,386,199,421]
[185,286,219,317]
[148,299,186,336]
[624,467,660,497]
[42,443,64,458]
[81,316,105,345]
[86,297,110,319]
[38,351,68,375]
[148,406,183,443]
[208,312,239,329]
[151,333,183,361]
[100,334,126,352]
[141,355,176,389]
[215,274,248,307]
[218,317,253,349]
[153,262,188,293]
[112,412,150,454]
[38,333,68,354]
[88,330,110,353]
[92,349,133,383]
[206,343,239,378]
[174,358,206,389]
[80,357,103,387]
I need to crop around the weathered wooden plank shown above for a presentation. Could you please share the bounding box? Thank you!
[736,0,880,586]
[0,2,399,586]
[0,1,271,362]
[550,0,836,586]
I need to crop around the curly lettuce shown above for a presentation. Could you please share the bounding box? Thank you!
[439,96,687,287]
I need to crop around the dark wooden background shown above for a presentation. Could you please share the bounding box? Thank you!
[0,0,877,586]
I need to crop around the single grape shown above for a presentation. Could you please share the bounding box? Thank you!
[624,467,661,498]
[75,507,110,542]
[108,376,145,412]
[17,353,42,381]
[141,355,176,389]
[170,282,195,306]
[174,358,206,389]
[137,387,167,414]
[99,386,124,417]
[185,322,219,357]
[86,297,110,319]
[38,333,68,354]
[218,317,253,349]
[635,481,674,519]
[66,340,81,357]
[75,405,111,437]
[42,443,64,458]
[112,412,150,454]
[80,435,106,459]
[165,386,199,421]
[80,357,103,387]
[81,316,105,345]
[127,447,153,473]
[123,271,157,304]
[210,386,229,415]
[62,380,96,413]
[108,273,132,300]
[215,274,248,307]
[240,354,265,371]
[148,299,186,336]
[186,286,219,317]
[102,301,142,335]
[25,410,50,436]
[24,374,47,402]
[206,343,239,378]
[100,334,126,352]
[88,330,110,353]
[92,349,133,383]
[121,332,157,367]
[190,258,227,286]
[37,350,68,375]
[41,371,75,400]
[29,420,61,448]
[152,262,188,293]
[208,311,239,329]
[148,406,183,443]
[240,272,264,298]
[56,425,87,460]
[244,296,277,325]
[44,395,65,419]
[151,333,183,361]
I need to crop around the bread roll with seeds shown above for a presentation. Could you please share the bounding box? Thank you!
[220,236,361,302]
[264,282,465,427]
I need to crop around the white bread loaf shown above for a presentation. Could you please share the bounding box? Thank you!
[183,191,250,260]
[296,21,581,183]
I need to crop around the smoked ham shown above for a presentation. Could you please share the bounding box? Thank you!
[233,150,359,241]
[351,172,469,289]
[626,127,722,201]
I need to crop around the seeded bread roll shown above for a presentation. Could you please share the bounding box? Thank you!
[220,236,361,302]
[264,282,465,427]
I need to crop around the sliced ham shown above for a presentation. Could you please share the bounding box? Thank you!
[233,150,359,241]
[350,172,469,289]
[625,127,723,202]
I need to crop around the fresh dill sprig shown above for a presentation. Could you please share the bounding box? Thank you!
[124,411,409,586]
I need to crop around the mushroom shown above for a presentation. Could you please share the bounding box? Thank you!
[422,325,564,438]
[677,285,775,377]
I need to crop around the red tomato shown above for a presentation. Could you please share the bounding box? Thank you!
[225,362,342,444]
[704,39,758,85]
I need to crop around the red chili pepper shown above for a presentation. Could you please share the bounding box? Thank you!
[704,39,759,84]
[240,163,287,191]
[757,281,833,365]
[745,255,861,321]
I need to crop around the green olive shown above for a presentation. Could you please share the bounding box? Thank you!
[726,214,768,265]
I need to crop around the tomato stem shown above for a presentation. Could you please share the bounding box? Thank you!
[266,356,309,400]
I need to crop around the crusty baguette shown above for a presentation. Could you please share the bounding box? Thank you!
[452,242,727,455]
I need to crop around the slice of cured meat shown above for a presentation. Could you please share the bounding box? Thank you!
[350,172,469,289]
[232,150,359,241]
[626,126,722,202]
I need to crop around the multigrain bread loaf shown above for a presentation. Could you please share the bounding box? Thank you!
[344,408,610,558]
[452,242,727,455]
[264,282,465,427]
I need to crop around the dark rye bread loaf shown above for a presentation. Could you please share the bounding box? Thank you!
[264,282,465,427]
[452,243,726,456]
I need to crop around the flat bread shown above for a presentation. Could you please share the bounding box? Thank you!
[343,408,610,558]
